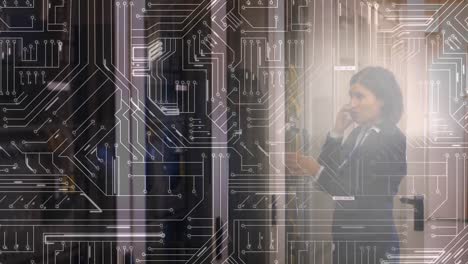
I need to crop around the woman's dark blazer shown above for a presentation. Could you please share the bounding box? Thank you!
[316,122,407,242]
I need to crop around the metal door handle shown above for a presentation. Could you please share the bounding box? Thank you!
[400,195,424,231]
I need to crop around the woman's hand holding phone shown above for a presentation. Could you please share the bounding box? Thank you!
[332,104,354,136]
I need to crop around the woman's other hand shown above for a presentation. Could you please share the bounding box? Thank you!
[285,152,321,177]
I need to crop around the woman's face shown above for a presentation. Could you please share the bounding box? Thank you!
[348,83,383,125]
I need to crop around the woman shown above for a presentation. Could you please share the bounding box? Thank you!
[290,67,406,264]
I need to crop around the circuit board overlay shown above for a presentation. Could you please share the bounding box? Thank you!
[0,0,466,263]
